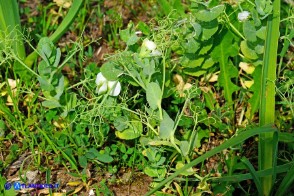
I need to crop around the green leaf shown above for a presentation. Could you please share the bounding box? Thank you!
[256,26,267,40]
[78,155,87,168]
[184,69,206,77]
[195,129,210,148]
[119,22,139,46]
[115,120,142,140]
[144,166,167,178]
[191,22,202,38]
[240,40,258,60]
[146,82,162,110]
[37,37,54,64]
[211,30,239,104]
[202,58,215,69]
[183,38,200,53]
[176,161,194,176]
[195,5,225,22]
[179,141,189,157]
[159,111,174,139]
[243,21,257,42]
[255,0,272,16]
[100,61,124,80]
[137,21,151,35]
[38,76,54,91]
[54,75,64,100]
[42,99,61,109]
[201,20,219,41]
[96,153,113,163]
[114,116,129,131]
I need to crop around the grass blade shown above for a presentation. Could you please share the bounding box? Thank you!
[211,162,293,182]
[241,157,263,195]
[276,163,294,196]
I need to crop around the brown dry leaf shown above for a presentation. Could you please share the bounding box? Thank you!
[37,188,50,195]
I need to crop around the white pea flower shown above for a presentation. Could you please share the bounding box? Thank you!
[95,72,121,96]
[238,11,250,22]
[140,39,161,57]
[95,72,107,87]
[150,50,162,56]
[143,39,157,51]
[108,81,121,96]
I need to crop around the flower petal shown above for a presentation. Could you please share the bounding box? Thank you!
[150,50,162,56]
[96,82,108,95]
[238,11,250,22]
[96,72,107,86]
[143,39,157,51]
[108,81,121,96]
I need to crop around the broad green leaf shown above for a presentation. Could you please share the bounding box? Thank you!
[159,111,174,139]
[183,38,200,53]
[201,20,218,41]
[78,155,87,168]
[202,58,215,69]
[137,21,151,35]
[195,129,210,148]
[54,75,64,100]
[120,22,139,46]
[195,5,225,22]
[255,0,272,16]
[255,45,264,54]
[37,37,54,64]
[211,30,239,104]
[42,100,61,109]
[256,26,267,40]
[203,90,216,111]
[38,76,54,91]
[179,141,189,157]
[176,161,194,176]
[199,40,213,55]
[100,61,124,80]
[127,33,140,46]
[243,21,257,42]
[240,40,258,60]
[115,120,142,140]
[143,59,155,76]
[184,69,206,77]
[146,82,162,110]
[184,58,205,68]
[144,166,167,178]
[96,153,113,163]
[113,116,129,131]
[191,22,202,38]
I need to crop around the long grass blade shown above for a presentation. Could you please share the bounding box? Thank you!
[241,157,263,195]
[276,163,294,196]
[211,162,293,182]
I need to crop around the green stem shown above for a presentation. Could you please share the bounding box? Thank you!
[259,0,280,195]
